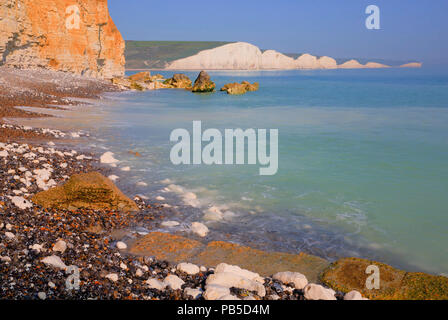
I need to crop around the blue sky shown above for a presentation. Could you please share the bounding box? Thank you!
[109,0,448,64]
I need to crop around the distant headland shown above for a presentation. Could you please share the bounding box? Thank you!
[125,41,422,71]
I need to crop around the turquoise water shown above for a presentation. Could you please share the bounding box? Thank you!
[36,68,448,274]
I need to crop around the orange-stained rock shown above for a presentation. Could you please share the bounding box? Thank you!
[0,0,124,79]
[129,232,329,282]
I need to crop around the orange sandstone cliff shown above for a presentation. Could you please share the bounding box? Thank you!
[0,0,124,78]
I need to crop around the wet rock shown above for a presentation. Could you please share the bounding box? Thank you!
[191,222,209,237]
[116,241,127,250]
[128,72,151,82]
[161,221,180,228]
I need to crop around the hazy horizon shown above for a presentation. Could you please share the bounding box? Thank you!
[109,0,448,66]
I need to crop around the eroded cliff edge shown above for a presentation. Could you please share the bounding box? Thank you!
[0,0,124,79]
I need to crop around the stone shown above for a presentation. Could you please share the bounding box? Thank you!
[272,271,308,290]
[116,241,127,250]
[215,263,265,283]
[37,292,47,300]
[206,272,266,297]
[0,0,124,78]
[164,275,185,290]
[303,284,336,300]
[146,278,166,290]
[41,255,67,270]
[192,71,216,93]
[185,288,203,299]
[5,232,15,239]
[53,240,67,254]
[105,273,119,282]
[203,284,231,300]
[191,222,209,237]
[163,74,192,89]
[177,262,200,275]
[32,172,139,212]
[344,290,364,300]
[9,196,33,209]
[218,295,241,300]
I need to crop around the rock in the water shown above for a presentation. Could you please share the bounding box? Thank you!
[32,172,139,212]
[164,74,192,89]
[303,284,336,300]
[177,262,200,275]
[164,274,185,290]
[192,71,216,93]
[161,221,180,228]
[191,222,209,237]
[100,152,119,164]
[221,81,259,95]
[116,241,127,250]
[272,271,308,290]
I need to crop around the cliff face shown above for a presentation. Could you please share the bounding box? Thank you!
[167,42,421,71]
[0,0,124,79]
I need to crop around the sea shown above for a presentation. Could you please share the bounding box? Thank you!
[20,67,448,275]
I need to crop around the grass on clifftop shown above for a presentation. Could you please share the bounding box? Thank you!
[125,40,233,69]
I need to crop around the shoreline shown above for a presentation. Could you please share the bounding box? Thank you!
[1,67,447,300]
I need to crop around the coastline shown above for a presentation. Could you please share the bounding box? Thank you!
[1,67,447,300]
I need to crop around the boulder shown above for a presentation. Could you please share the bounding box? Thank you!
[164,74,192,89]
[303,284,337,300]
[221,81,259,95]
[32,172,139,212]
[321,257,448,300]
[192,71,216,93]
[177,262,200,275]
[272,271,308,290]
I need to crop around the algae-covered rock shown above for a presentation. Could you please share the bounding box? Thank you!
[321,257,448,300]
[221,81,259,95]
[192,71,216,93]
[32,172,139,212]
[164,74,192,89]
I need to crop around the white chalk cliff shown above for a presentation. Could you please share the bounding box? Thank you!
[166,42,420,71]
